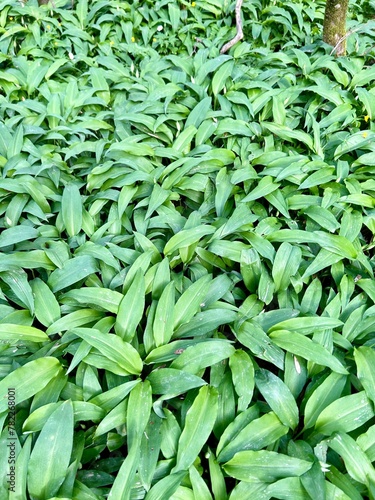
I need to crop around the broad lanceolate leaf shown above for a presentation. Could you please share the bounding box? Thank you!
[354,347,375,405]
[0,358,61,413]
[153,281,175,347]
[173,274,211,330]
[47,256,99,292]
[172,385,218,473]
[170,340,235,375]
[223,450,312,482]
[315,391,374,435]
[328,433,375,486]
[72,328,142,375]
[255,369,299,429]
[267,230,357,259]
[31,278,61,327]
[27,400,74,499]
[229,350,254,412]
[108,446,140,500]
[217,411,288,463]
[303,372,347,430]
[147,368,206,396]
[61,183,83,237]
[271,242,302,292]
[115,269,145,341]
[269,330,348,374]
[164,226,215,255]
[0,324,48,343]
[127,381,152,451]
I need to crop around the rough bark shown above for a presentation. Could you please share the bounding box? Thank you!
[323,0,350,56]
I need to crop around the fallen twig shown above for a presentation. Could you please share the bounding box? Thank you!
[220,0,244,54]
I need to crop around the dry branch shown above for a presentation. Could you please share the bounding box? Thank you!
[220,0,244,54]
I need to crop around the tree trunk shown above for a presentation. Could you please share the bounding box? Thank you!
[323,0,350,56]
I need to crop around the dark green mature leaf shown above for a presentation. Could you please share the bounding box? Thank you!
[61,183,83,237]
[170,340,235,374]
[172,385,218,472]
[72,328,142,375]
[147,368,206,396]
[0,358,61,413]
[315,392,374,435]
[164,226,215,255]
[173,274,211,330]
[127,381,152,451]
[303,372,347,429]
[27,400,74,499]
[255,369,299,429]
[31,278,61,327]
[270,330,348,374]
[328,433,375,486]
[354,347,375,405]
[115,269,145,341]
[217,412,288,463]
[223,450,312,482]
[48,256,99,292]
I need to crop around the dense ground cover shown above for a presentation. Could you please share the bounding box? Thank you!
[1,0,375,498]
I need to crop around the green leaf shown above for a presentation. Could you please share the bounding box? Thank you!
[0,358,61,413]
[127,381,152,451]
[190,465,213,500]
[271,242,301,292]
[115,269,145,341]
[242,175,280,202]
[47,256,99,292]
[153,281,175,347]
[61,288,122,314]
[303,372,347,429]
[223,450,312,482]
[267,230,357,260]
[107,446,140,500]
[27,400,74,499]
[173,274,211,330]
[212,60,234,96]
[47,309,104,335]
[229,350,254,412]
[0,324,48,343]
[164,226,215,255]
[328,433,375,486]
[145,472,186,500]
[185,97,212,128]
[72,328,142,375]
[1,269,34,313]
[355,347,375,405]
[170,340,236,375]
[255,369,299,429]
[314,392,374,435]
[61,183,83,237]
[270,330,348,374]
[262,122,314,150]
[172,385,218,472]
[31,278,61,327]
[147,368,206,396]
[269,317,343,335]
[217,412,288,463]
